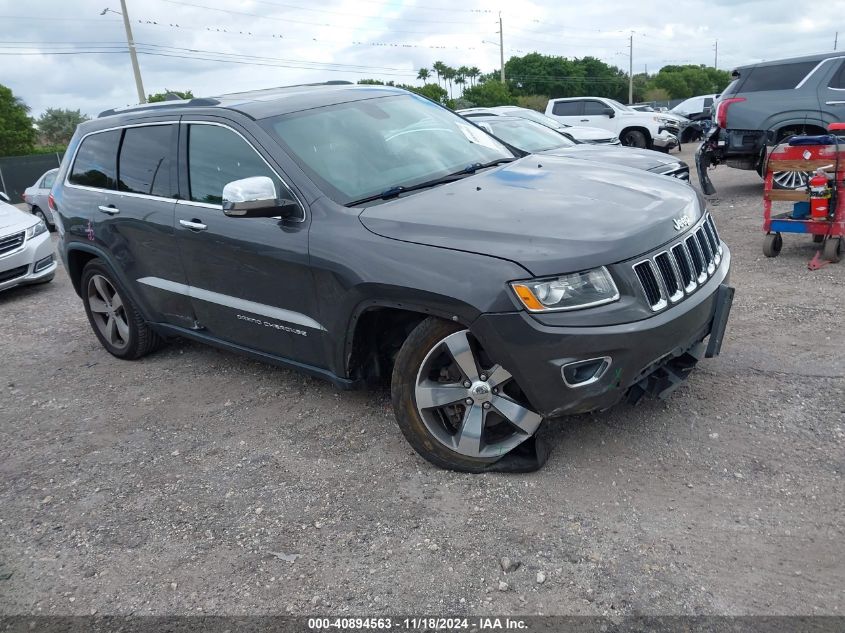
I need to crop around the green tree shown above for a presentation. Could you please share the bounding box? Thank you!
[649,65,731,99]
[0,84,36,156]
[432,61,447,88]
[504,53,627,101]
[460,80,516,107]
[147,89,194,103]
[443,66,456,99]
[36,108,89,146]
[417,68,430,84]
[467,66,481,87]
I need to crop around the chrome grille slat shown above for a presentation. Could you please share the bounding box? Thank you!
[632,213,723,312]
[0,231,25,256]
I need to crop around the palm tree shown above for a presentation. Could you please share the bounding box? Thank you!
[443,66,456,99]
[432,61,447,88]
[417,68,431,84]
[468,66,481,87]
[454,75,466,96]
[457,66,470,86]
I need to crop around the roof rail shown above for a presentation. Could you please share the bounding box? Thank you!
[97,97,220,118]
[215,80,353,98]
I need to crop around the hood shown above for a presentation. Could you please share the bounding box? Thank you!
[358,155,702,276]
[0,200,36,232]
[541,145,681,172]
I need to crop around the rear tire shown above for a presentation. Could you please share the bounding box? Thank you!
[391,317,543,473]
[622,130,647,148]
[823,236,842,263]
[80,259,165,360]
[763,232,782,258]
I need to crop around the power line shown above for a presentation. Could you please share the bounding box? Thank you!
[159,0,494,36]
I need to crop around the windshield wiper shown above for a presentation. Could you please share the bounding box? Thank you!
[346,158,517,206]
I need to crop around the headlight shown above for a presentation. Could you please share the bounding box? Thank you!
[511,267,620,312]
[25,219,47,240]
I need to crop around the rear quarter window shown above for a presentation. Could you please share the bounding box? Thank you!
[738,61,818,92]
[69,130,121,189]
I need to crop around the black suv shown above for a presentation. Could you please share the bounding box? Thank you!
[52,83,733,472]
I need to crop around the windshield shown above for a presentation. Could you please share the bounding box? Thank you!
[509,109,566,130]
[483,119,574,152]
[263,94,513,205]
[671,97,699,115]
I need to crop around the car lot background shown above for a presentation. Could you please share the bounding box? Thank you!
[1,145,843,615]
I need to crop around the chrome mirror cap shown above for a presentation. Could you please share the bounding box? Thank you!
[222,176,277,207]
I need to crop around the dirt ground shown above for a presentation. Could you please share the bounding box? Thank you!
[1,145,843,617]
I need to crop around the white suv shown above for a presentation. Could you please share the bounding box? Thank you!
[545,97,678,150]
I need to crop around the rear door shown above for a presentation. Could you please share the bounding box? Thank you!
[817,57,845,125]
[34,170,58,223]
[63,123,195,326]
[173,119,324,367]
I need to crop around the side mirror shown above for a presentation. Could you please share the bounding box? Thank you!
[0,192,9,203]
[222,176,302,220]
[602,107,615,118]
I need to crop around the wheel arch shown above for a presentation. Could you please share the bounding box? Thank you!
[65,244,156,323]
[343,300,475,384]
[620,126,653,147]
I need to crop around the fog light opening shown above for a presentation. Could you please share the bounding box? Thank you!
[562,357,612,388]
[34,254,54,273]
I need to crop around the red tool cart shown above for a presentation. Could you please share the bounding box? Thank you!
[762,123,845,267]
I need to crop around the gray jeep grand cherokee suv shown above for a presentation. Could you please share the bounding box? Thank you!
[697,51,845,193]
[52,83,733,472]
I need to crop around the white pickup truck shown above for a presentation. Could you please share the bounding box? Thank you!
[545,97,679,151]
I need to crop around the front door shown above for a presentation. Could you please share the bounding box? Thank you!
[173,120,325,368]
[580,100,615,131]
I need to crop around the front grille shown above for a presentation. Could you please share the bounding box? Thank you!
[633,214,723,312]
[0,231,25,256]
[0,264,28,283]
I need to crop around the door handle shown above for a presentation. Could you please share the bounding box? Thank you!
[179,219,208,231]
[827,101,845,105]
[580,119,589,122]
[97,205,119,215]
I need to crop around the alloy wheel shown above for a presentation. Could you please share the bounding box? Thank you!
[87,274,131,350]
[413,329,542,458]
[772,170,810,189]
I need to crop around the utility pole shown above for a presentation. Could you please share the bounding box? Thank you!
[499,12,505,83]
[628,32,633,105]
[714,40,718,69]
[119,0,146,103]
[835,32,839,51]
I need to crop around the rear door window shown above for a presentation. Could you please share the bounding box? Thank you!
[69,130,121,189]
[41,171,57,189]
[187,124,283,205]
[552,101,581,116]
[738,61,817,92]
[118,125,173,197]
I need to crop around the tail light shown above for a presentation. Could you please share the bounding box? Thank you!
[48,192,57,212]
[715,97,746,129]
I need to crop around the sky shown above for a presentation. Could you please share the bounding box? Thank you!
[2,0,843,117]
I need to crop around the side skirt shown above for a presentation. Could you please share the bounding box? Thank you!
[150,322,363,391]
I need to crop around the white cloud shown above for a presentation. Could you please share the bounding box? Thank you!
[2,0,843,116]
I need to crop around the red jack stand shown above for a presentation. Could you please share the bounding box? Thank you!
[808,251,831,270]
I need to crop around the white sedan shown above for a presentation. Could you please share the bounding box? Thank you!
[0,192,56,292]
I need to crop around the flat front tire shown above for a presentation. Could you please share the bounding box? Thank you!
[622,130,647,148]
[80,259,164,360]
[391,317,543,472]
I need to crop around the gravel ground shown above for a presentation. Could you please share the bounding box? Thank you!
[1,145,843,617]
